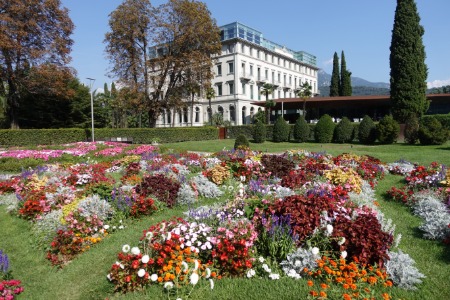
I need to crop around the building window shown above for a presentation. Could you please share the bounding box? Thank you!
[257,67,261,80]
[257,50,260,59]
[217,83,222,96]
[278,57,280,65]
[183,108,188,123]
[250,65,253,76]
[241,44,245,53]
[265,69,268,80]
[228,62,234,74]
[217,64,222,76]
[284,74,287,85]
[250,85,254,99]
[271,71,275,84]
[195,107,200,123]
[242,82,246,95]
[167,110,171,124]
[258,86,261,100]
[218,106,224,116]
[242,106,246,125]
[265,53,268,61]
[229,82,234,95]
[278,73,281,83]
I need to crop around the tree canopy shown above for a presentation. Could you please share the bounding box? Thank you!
[0,0,75,128]
[105,0,222,127]
[390,0,428,122]
[329,52,340,97]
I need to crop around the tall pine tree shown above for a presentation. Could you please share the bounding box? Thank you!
[329,52,340,97]
[390,0,428,122]
[340,51,352,96]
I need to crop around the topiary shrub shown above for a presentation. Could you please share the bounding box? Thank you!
[376,115,400,144]
[333,117,354,143]
[252,120,266,143]
[272,116,290,142]
[404,114,420,144]
[293,115,310,143]
[418,116,449,145]
[314,114,335,143]
[234,134,250,149]
[358,115,377,144]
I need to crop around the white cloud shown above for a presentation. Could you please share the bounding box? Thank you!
[322,58,333,69]
[427,78,450,89]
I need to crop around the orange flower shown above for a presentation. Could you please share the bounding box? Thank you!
[157,277,163,282]
[309,290,318,297]
[350,284,357,290]
[382,293,391,300]
[343,293,352,300]
[319,291,327,298]
[320,283,328,289]
[307,280,314,287]
[343,284,349,290]
[368,276,378,284]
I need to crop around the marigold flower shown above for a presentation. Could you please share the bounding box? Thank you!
[307,280,314,287]
[320,283,328,289]
[319,291,327,298]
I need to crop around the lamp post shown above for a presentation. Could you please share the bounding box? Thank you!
[87,78,95,142]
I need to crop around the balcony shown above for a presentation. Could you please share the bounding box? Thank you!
[240,72,253,81]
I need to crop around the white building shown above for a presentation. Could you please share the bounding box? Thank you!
[156,22,319,127]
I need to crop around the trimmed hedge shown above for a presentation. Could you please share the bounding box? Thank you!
[422,114,450,131]
[0,127,219,147]
[227,124,315,142]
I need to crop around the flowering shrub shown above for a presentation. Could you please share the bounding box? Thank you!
[405,162,446,190]
[324,167,363,194]
[204,163,231,185]
[0,279,24,299]
[306,256,392,300]
[130,195,158,218]
[211,219,257,277]
[386,186,414,204]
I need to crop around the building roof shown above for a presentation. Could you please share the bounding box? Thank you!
[251,94,450,111]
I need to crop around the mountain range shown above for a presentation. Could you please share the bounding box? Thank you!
[317,70,390,96]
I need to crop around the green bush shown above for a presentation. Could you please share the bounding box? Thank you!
[333,117,354,143]
[234,134,250,149]
[404,114,420,144]
[293,115,310,143]
[376,115,400,144]
[358,115,377,144]
[314,114,335,143]
[253,120,266,143]
[418,117,449,145]
[272,116,290,142]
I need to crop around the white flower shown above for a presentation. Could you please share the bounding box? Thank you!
[181,261,189,272]
[326,224,333,235]
[269,273,280,280]
[205,268,211,278]
[341,251,348,259]
[137,269,146,277]
[287,269,301,279]
[118,225,124,230]
[122,244,130,253]
[190,273,200,285]
[150,274,158,282]
[164,281,174,289]
[167,232,172,240]
[258,256,265,263]
[246,269,256,278]
[338,237,346,245]
[103,225,110,230]
[209,279,214,290]
[106,273,112,281]
[131,247,140,255]
[311,247,320,256]
[194,259,200,271]
[145,232,154,240]
[141,255,150,264]
[262,264,271,273]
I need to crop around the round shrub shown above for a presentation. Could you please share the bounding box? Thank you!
[333,117,354,143]
[293,115,310,143]
[418,117,449,145]
[314,114,335,143]
[404,114,420,144]
[376,115,400,144]
[272,116,290,142]
[234,134,250,149]
[253,120,266,143]
[358,115,377,144]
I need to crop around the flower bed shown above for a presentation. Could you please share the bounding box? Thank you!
[1,144,445,299]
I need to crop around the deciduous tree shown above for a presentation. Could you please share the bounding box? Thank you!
[0,0,74,128]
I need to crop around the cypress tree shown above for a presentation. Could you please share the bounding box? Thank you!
[329,52,340,97]
[390,0,428,123]
[340,51,352,96]
[104,83,110,96]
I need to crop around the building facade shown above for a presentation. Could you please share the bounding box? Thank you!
[156,22,319,127]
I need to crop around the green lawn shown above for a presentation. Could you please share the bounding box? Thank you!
[1,141,450,299]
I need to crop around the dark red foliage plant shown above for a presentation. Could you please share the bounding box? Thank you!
[260,154,295,178]
[134,174,180,208]
[332,212,393,267]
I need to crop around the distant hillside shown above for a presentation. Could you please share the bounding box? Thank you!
[318,70,390,96]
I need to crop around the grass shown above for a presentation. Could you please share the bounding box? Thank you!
[1,141,450,299]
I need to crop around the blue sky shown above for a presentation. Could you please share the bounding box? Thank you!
[63,0,450,90]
